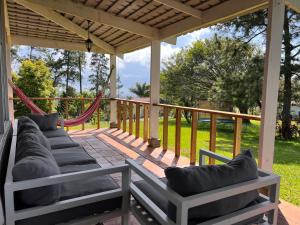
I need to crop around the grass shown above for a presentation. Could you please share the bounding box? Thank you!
[69,118,300,206]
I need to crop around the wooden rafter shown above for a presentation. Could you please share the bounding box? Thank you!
[159,0,269,39]
[13,0,115,54]
[117,0,268,53]
[153,0,202,19]
[4,0,11,46]
[286,0,300,13]
[24,0,159,39]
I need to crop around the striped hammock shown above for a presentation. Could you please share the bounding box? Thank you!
[8,80,102,127]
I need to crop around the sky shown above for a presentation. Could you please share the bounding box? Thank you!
[15,27,213,97]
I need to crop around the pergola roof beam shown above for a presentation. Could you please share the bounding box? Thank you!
[13,0,115,54]
[11,35,104,53]
[24,0,159,40]
[153,0,202,19]
[4,0,11,46]
[159,0,268,39]
[117,0,268,53]
[286,0,300,13]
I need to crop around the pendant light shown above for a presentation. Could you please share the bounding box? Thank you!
[85,20,93,52]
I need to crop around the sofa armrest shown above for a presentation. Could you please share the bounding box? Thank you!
[5,165,130,223]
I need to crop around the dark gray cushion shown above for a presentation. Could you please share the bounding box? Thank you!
[17,116,40,134]
[164,150,259,221]
[17,130,51,158]
[60,174,120,200]
[13,142,61,206]
[52,147,96,166]
[28,113,58,131]
[42,128,68,138]
[60,163,100,174]
[16,133,53,162]
[47,136,80,149]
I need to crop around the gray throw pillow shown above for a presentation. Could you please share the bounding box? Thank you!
[16,134,53,162]
[164,150,259,221]
[13,143,61,206]
[29,113,58,131]
[17,116,40,134]
[17,128,51,153]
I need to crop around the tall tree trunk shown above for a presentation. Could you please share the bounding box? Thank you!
[66,51,70,94]
[79,55,82,94]
[239,106,250,123]
[282,8,292,140]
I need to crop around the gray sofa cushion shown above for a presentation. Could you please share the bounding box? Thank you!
[17,130,51,157]
[42,128,68,138]
[16,133,53,162]
[52,147,96,166]
[17,116,40,134]
[47,136,80,149]
[13,142,61,206]
[164,150,259,221]
[28,113,58,131]
[60,174,120,200]
[60,163,100,174]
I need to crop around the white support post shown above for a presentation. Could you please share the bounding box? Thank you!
[148,40,161,147]
[110,54,118,128]
[0,0,9,132]
[259,0,285,172]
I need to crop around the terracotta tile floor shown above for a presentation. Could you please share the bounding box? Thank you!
[69,128,300,225]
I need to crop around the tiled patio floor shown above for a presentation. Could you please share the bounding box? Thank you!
[69,128,300,225]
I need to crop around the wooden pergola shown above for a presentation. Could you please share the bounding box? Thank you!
[1,0,300,172]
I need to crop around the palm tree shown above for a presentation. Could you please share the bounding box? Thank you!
[129,82,150,97]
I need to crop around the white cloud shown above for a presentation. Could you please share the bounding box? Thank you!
[185,27,211,42]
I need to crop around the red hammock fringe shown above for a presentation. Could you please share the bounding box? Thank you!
[8,80,103,127]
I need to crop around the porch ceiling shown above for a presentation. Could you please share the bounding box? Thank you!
[6,0,298,54]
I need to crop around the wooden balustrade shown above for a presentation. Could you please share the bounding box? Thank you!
[13,96,261,165]
[154,103,260,165]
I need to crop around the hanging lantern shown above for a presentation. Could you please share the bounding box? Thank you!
[85,20,93,52]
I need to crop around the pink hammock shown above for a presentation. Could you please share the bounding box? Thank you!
[8,80,103,127]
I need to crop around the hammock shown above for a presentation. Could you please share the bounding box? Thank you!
[8,80,103,127]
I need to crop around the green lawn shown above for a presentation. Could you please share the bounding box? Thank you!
[70,119,300,206]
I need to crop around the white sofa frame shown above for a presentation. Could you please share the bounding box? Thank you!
[4,120,130,225]
[126,149,280,225]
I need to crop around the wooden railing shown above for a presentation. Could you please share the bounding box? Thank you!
[115,98,261,165]
[11,97,104,130]
[116,98,150,142]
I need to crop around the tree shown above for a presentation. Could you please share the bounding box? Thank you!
[215,8,300,139]
[89,53,111,95]
[77,52,86,95]
[13,60,56,117]
[129,82,150,97]
[161,36,263,123]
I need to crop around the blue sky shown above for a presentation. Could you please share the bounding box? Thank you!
[15,28,213,97]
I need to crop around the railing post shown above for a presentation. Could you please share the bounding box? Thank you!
[97,103,100,129]
[117,100,121,130]
[48,99,52,114]
[163,107,169,151]
[175,108,181,157]
[65,99,69,131]
[122,101,127,132]
[190,110,198,164]
[81,98,85,130]
[209,113,217,164]
[135,103,140,138]
[233,117,242,158]
[143,104,149,142]
[128,102,133,135]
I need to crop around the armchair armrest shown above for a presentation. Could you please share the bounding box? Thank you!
[199,149,231,165]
